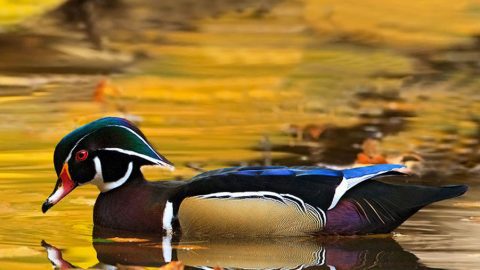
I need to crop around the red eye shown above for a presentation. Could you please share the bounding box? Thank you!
[75,150,88,161]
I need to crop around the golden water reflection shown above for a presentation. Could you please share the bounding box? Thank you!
[1,0,480,269]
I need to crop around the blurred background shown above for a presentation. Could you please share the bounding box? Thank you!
[1,0,480,269]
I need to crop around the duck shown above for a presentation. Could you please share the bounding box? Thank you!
[42,117,467,236]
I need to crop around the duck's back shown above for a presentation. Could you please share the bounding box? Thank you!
[170,164,466,237]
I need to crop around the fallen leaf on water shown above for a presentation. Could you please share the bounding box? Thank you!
[362,138,382,156]
[356,153,388,164]
[93,78,121,103]
[355,138,389,164]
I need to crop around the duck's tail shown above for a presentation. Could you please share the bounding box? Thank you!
[324,181,468,235]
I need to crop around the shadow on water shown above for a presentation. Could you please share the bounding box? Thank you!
[42,233,442,270]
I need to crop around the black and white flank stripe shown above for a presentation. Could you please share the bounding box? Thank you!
[196,191,326,228]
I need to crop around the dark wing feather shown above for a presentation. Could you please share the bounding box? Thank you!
[175,166,344,211]
[327,181,468,234]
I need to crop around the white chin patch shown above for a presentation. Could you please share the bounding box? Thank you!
[90,157,133,192]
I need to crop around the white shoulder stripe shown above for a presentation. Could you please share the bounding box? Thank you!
[162,201,174,235]
[328,169,398,210]
[162,234,172,262]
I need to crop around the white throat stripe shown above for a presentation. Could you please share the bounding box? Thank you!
[91,160,133,192]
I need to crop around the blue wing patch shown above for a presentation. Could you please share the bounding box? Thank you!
[234,170,262,176]
[192,165,343,180]
[260,169,296,176]
[294,168,341,177]
[342,164,405,179]
[192,164,405,182]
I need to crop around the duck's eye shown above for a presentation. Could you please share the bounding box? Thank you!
[75,150,89,162]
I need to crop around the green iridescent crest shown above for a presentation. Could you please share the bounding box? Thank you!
[53,117,173,176]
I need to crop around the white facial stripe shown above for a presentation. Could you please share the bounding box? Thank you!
[108,125,159,156]
[106,125,174,170]
[100,147,174,171]
[87,156,104,188]
[63,131,96,164]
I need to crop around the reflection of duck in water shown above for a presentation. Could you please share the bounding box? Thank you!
[41,236,444,270]
[42,117,466,237]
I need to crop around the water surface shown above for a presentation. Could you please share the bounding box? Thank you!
[0,1,480,269]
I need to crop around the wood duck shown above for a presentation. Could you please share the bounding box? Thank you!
[42,117,467,236]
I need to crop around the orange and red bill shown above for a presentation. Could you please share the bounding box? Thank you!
[42,164,77,213]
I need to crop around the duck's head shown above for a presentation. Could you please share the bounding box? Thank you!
[42,117,174,213]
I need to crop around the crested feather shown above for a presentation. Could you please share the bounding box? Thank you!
[83,125,172,168]
[53,117,173,176]
[54,117,137,175]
